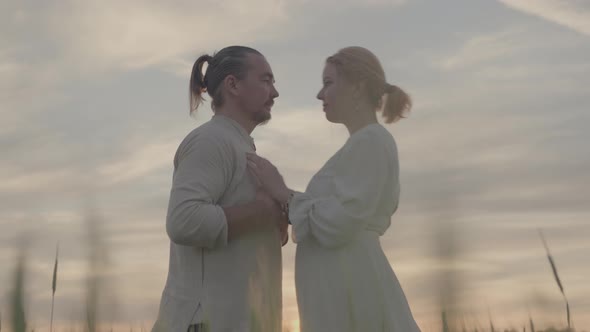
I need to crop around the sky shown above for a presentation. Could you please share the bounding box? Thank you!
[1,0,589,331]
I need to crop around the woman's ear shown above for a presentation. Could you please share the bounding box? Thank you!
[351,81,366,100]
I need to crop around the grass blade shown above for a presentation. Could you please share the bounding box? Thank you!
[538,229,571,329]
[11,247,27,332]
[50,243,59,332]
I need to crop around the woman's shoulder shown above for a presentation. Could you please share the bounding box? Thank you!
[346,123,397,154]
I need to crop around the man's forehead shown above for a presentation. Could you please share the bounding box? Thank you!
[246,53,272,72]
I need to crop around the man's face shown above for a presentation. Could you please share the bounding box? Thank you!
[237,54,279,124]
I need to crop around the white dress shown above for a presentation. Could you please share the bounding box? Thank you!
[289,123,421,332]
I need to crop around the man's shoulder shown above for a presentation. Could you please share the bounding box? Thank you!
[183,118,228,141]
[178,120,235,157]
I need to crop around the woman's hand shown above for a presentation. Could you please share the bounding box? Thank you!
[280,220,289,246]
[247,153,291,204]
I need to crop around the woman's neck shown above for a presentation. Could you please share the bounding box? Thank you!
[344,110,378,135]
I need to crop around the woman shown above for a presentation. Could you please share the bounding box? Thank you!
[247,46,421,332]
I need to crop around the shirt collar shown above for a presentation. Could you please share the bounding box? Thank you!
[212,113,256,150]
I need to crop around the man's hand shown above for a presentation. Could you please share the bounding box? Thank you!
[224,189,288,242]
[255,189,282,226]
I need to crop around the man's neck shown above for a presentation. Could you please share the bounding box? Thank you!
[215,107,257,135]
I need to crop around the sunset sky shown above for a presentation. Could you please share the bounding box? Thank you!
[1,0,589,331]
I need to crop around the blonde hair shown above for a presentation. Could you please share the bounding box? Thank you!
[326,46,412,123]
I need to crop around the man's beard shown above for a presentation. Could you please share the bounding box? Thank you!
[252,109,271,126]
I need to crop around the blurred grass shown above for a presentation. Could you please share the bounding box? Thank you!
[539,229,571,330]
[10,238,27,332]
[2,217,583,332]
[50,244,58,332]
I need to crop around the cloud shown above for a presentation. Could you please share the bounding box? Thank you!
[435,27,531,71]
[431,25,589,73]
[254,107,348,177]
[292,0,407,7]
[97,140,177,185]
[0,50,67,134]
[1,0,410,78]
[9,1,286,72]
[45,0,289,71]
[0,0,292,130]
[498,0,590,37]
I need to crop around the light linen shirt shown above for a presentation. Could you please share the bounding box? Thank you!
[152,114,282,332]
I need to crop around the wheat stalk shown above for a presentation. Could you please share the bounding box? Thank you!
[50,243,59,332]
[538,229,571,329]
[441,310,450,332]
[11,246,27,332]
[488,308,496,332]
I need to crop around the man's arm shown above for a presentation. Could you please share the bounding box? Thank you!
[166,135,238,248]
[167,134,285,247]
[223,189,283,242]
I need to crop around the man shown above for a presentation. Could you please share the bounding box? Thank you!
[152,46,287,332]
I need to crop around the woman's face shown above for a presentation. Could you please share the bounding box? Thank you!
[316,63,355,124]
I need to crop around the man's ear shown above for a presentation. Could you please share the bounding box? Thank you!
[224,75,239,97]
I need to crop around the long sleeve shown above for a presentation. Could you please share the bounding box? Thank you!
[166,133,234,248]
[290,131,397,248]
